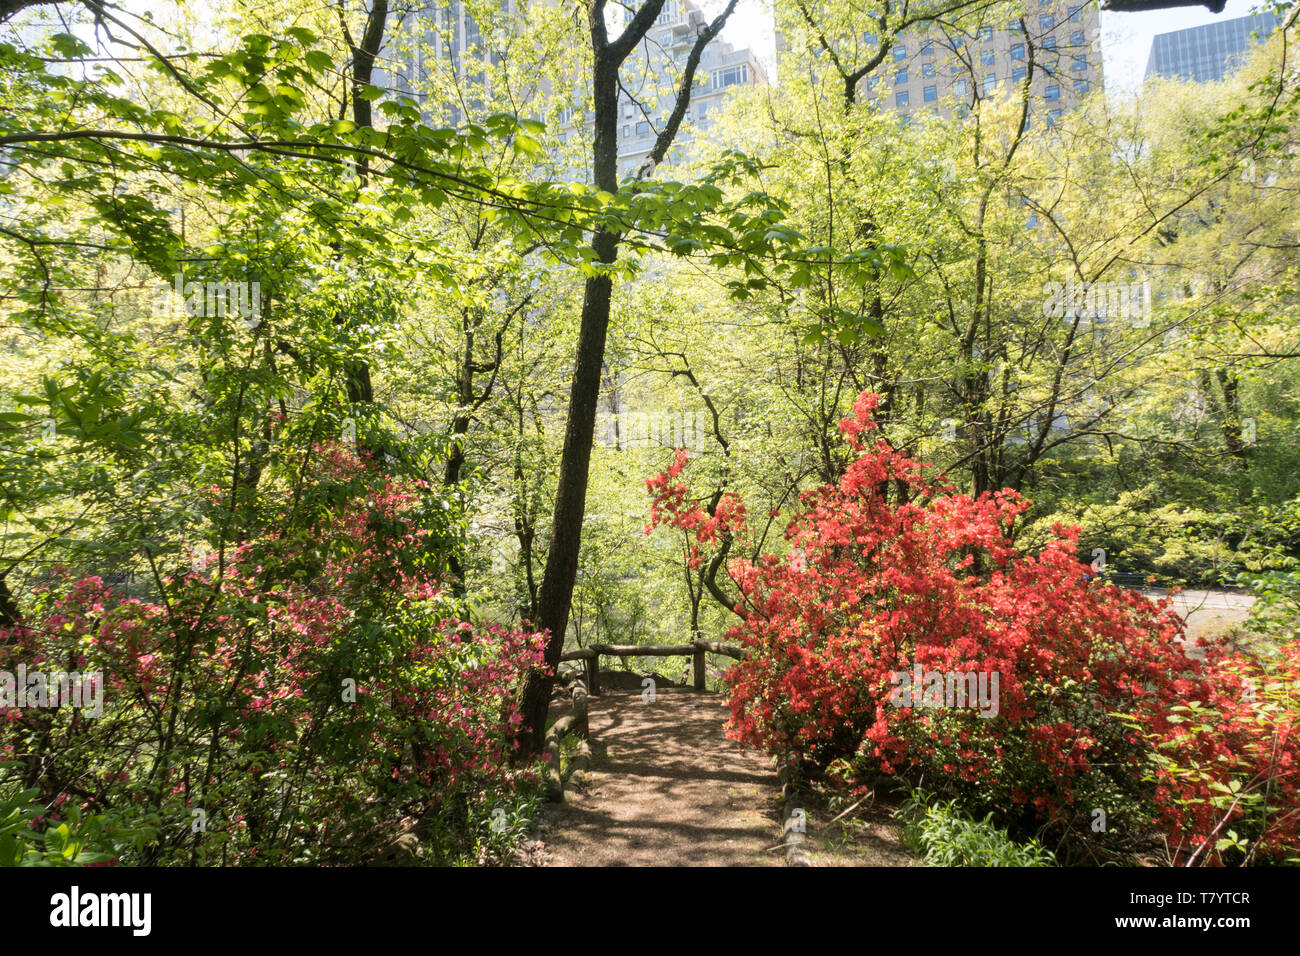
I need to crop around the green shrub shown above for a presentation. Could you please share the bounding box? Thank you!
[0,770,156,866]
[898,790,1057,867]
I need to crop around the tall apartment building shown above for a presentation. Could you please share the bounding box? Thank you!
[1145,11,1281,83]
[612,0,768,176]
[375,2,511,126]
[844,2,1103,126]
[374,1,767,177]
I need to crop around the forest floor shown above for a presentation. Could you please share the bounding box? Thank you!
[528,589,1253,867]
[534,687,782,866]
[532,686,913,866]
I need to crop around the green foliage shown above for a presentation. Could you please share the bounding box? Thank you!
[1238,495,1300,639]
[898,790,1057,868]
[0,0,1297,868]
[0,766,156,867]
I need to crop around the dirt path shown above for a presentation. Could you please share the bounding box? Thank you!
[530,588,1260,867]
[1139,588,1257,647]
[539,687,783,866]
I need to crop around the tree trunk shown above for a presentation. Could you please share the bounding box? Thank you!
[516,0,738,754]
[337,0,387,460]
[518,230,617,751]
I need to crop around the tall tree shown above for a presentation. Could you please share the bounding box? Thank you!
[517,0,740,751]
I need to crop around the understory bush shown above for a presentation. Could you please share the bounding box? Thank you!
[647,392,1299,864]
[0,443,546,865]
[1121,640,1300,865]
[899,789,1057,867]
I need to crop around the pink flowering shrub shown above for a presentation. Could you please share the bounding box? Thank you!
[1,443,545,864]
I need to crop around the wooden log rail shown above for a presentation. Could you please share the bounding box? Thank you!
[544,678,590,802]
[543,640,747,802]
[558,640,748,695]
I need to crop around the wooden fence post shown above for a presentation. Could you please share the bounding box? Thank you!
[544,730,564,802]
[572,681,589,739]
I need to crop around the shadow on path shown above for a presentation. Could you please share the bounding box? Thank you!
[541,687,781,867]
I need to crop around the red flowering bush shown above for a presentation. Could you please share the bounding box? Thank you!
[648,392,1299,860]
[1127,641,1300,864]
[1,443,546,865]
[645,448,747,572]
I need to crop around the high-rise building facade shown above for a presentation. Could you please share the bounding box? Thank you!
[1145,11,1280,83]
[375,1,511,126]
[845,2,1103,126]
[375,1,767,176]
[613,0,769,176]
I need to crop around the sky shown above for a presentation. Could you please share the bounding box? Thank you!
[719,0,1276,95]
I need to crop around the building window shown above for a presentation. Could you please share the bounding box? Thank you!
[1074,78,1089,93]
[900,113,912,127]
[983,72,996,93]
[981,25,993,42]
[893,44,906,61]
[981,49,995,65]
[924,84,938,101]
[896,90,910,107]
[1070,30,1085,46]
[1011,43,1025,60]
[921,40,934,55]
[922,61,936,76]
[636,120,650,136]
[623,102,633,118]
[1070,6,1083,22]
[1044,36,1057,50]
[1045,84,1060,101]
[1040,13,1055,29]
[1012,65,1027,81]
[1072,55,1086,71]
[1009,21,1023,34]
[1047,107,1062,124]
[951,35,965,49]
[864,31,877,45]
[895,69,908,84]
[865,76,878,91]
[622,124,630,138]
[954,79,967,95]
[711,64,748,88]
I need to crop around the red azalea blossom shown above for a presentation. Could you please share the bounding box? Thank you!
[646,392,1299,863]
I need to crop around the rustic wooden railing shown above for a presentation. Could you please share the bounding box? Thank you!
[544,678,589,802]
[544,640,807,865]
[557,639,749,695]
[543,640,748,802]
